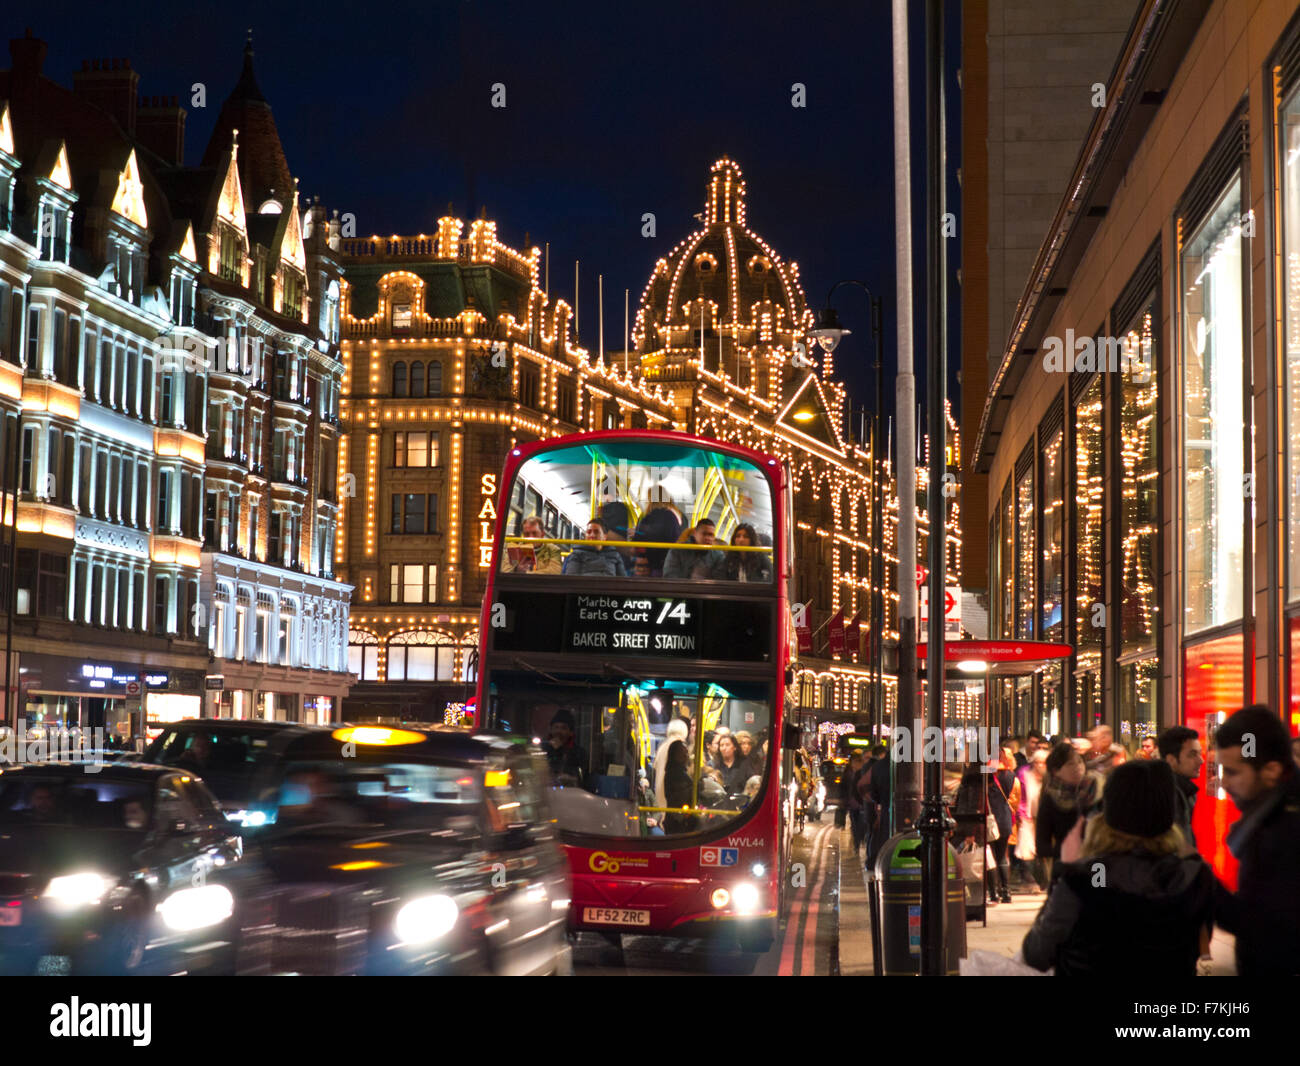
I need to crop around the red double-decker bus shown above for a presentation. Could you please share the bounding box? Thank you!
[474,430,796,951]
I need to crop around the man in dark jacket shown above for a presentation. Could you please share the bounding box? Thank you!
[865,745,891,870]
[561,519,628,577]
[1158,724,1202,849]
[842,751,866,855]
[1213,706,1300,976]
[544,709,588,788]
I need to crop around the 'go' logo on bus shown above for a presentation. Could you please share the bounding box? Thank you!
[589,851,622,873]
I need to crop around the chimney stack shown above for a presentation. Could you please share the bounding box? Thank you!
[72,55,139,135]
[136,94,186,165]
[9,28,48,87]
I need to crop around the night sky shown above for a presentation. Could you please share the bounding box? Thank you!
[16,0,962,442]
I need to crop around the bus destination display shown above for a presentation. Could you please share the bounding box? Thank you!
[564,594,703,655]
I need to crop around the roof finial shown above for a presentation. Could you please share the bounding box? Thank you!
[246,28,253,50]
[231,127,239,158]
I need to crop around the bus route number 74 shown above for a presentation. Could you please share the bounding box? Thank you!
[656,601,691,625]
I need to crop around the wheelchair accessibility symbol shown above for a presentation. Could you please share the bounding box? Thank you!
[700,846,739,868]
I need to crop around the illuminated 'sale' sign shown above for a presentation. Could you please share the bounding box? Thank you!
[478,473,497,568]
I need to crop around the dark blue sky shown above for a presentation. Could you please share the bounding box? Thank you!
[16,0,961,436]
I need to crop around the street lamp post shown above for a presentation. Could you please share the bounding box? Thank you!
[918,0,954,977]
[809,284,884,739]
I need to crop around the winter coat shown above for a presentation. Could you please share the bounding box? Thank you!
[663,761,699,834]
[714,757,751,796]
[562,546,628,577]
[1022,851,1215,976]
[725,551,773,583]
[632,507,683,573]
[1036,773,1102,861]
[1213,774,1300,976]
[662,546,725,580]
[1173,773,1198,850]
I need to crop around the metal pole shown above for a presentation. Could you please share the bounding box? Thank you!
[872,296,884,740]
[891,0,919,836]
[2,411,16,731]
[919,0,953,977]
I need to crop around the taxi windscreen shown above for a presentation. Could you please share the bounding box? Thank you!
[0,775,154,830]
[500,441,775,581]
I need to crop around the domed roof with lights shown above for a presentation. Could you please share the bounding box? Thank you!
[634,158,812,352]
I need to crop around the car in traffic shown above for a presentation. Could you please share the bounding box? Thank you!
[228,724,572,976]
[0,763,255,975]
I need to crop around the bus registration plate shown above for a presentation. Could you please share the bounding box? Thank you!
[583,907,650,927]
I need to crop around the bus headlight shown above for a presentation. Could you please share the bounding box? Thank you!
[710,888,730,909]
[750,863,766,877]
[158,884,235,931]
[732,882,760,914]
[394,894,459,945]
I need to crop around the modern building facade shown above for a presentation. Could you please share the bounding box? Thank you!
[0,34,352,734]
[969,0,1300,870]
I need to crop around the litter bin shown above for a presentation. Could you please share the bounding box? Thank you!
[870,831,967,975]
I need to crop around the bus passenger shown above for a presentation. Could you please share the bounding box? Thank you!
[502,515,562,574]
[714,734,750,795]
[662,520,725,579]
[725,523,773,582]
[544,709,588,788]
[663,741,699,834]
[734,730,760,776]
[561,519,628,577]
[632,554,652,577]
[632,501,683,575]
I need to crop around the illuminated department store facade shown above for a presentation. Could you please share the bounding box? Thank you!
[972,0,1300,764]
[336,158,958,729]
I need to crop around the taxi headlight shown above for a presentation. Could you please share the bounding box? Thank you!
[44,872,113,910]
[394,894,459,945]
[157,884,235,931]
[732,882,760,914]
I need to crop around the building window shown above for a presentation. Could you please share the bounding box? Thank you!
[25,306,40,369]
[428,361,442,395]
[347,629,379,681]
[1041,427,1064,643]
[1181,178,1245,634]
[387,631,457,682]
[1015,459,1034,640]
[392,362,407,397]
[389,493,438,534]
[410,361,425,398]
[557,381,576,423]
[1283,79,1300,603]
[519,364,539,408]
[1119,303,1159,654]
[388,563,436,603]
[1074,377,1104,662]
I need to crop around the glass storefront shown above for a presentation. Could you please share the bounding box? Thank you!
[1074,377,1104,731]
[1118,657,1158,756]
[1119,305,1159,653]
[1283,80,1300,602]
[1182,179,1245,634]
[1016,464,1035,639]
[1000,483,1014,640]
[1041,429,1064,643]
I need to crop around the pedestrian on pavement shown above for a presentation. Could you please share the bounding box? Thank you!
[1021,759,1215,976]
[865,743,891,869]
[1157,724,1202,850]
[842,750,867,856]
[1037,742,1103,884]
[987,746,1021,903]
[1084,724,1127,776]
[1211,706,1300,977]
[1014,748,1049,892]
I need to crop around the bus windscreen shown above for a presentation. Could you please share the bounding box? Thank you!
[497,441,776,580]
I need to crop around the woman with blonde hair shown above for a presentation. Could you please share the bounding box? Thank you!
[1021,760,1214,976]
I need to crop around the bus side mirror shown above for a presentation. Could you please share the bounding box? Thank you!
[782,723,801,751]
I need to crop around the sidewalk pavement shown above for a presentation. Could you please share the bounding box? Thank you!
[835,823,1238,975]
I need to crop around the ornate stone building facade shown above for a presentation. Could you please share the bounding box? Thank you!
[0,34,352,733]
[337,221,676,718]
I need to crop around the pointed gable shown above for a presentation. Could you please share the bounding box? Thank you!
[48,141,73,190]
[0,103,13,157]
[178,221,197,263]
[215,139,247,235]
[778,372,844,451]
[280,185,306,271]
[109,148,148,228]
